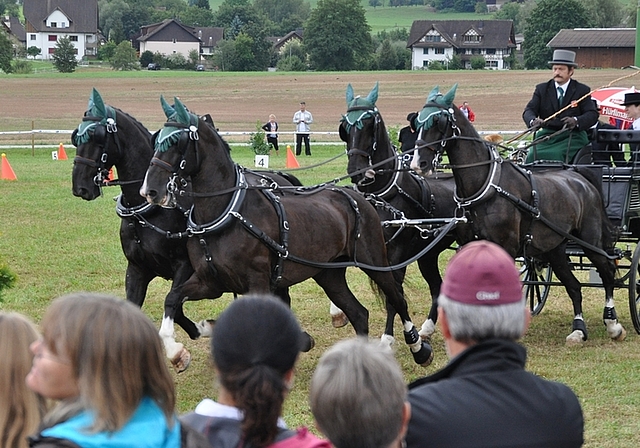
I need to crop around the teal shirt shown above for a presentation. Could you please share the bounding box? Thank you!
[41,397,181,448]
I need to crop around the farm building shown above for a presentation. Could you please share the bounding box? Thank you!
[547,28,636,69]
[137,18,223,61]
[407,20,516,70]
[22,0,99,61]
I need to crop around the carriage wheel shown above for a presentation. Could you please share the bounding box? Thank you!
[627,244,640,334]
[518,257,552,316]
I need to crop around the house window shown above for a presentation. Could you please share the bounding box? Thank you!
[30,34,36,40]
[423,48,429,55]
[424,35,441,42]
[50,22,57,28]
[486,48,496,55]
[172,38,177,43]
[69,36,78,42]
[435,48,445,55]
[48,48,55,54]
[48,35,57,42]
[486,60,498,68]
[423,60,429,67]
[60,22,66,28]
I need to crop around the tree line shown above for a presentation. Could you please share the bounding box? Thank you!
[0,0,637,73]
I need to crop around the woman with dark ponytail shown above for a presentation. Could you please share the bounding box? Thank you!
[181,295,330,448]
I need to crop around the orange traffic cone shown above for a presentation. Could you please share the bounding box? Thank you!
[58,143,68,160]
[286,145,299,168]
[1,153,17,181]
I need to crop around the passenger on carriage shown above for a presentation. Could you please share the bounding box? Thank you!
[590,100,627,167]
[622,92,640,164]
[522,49,598,164]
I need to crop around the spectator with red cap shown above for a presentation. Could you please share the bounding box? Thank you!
[405,240,584,448]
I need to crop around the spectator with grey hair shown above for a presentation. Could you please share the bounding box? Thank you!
[309,337,410,448]
[405,240,584,448]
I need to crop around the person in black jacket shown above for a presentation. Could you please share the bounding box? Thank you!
[405,241,584,448]
[523,49,598,163]
[261,114,279,155]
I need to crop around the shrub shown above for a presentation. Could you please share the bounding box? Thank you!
[0,258,16,302]
[249,121,271,155]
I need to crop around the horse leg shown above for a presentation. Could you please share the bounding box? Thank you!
[330,301,349,328]
[416,254,443,340]
[312,269,369,336]
[124,263,154,307]
[363,268,433,367]
[170,262,216,339]
[159,313,191,373]
[546,249,589,344]
[587,252,627,341]
[378,268,407,347]
[273,287,316,352]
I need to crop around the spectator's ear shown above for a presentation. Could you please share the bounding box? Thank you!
[399,402,412,442]
[523,307,532,336]
[437,307,451,339]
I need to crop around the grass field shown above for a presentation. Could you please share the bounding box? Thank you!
[2,69,640,446]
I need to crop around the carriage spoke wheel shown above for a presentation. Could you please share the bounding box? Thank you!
[628,244,640,334]
[518,257,552,316]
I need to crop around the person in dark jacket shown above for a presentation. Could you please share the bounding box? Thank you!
[398,112,419,153]
[523,49,598,163]
[261,114,279,155]
[405,241,584,448]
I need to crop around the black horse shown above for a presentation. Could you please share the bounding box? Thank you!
[410,84,626,344]
[140,96,433,366]
[339,83,460,341]
[71,89,319,372]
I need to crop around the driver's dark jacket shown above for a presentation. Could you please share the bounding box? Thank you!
[405,339,584,448]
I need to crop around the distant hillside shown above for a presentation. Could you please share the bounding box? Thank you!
[207,1,490,34]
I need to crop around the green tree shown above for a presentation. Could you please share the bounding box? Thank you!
[523,0,592,69]
[27,46,41,59]
[494,1,522,32]
[0,30,13,73]
[97,40,117,61]
[304,0,373,71]
[0,256,17,302]
[583,0,625,28]
[448,53,463,70]
[254,0,310,35]
[110,40,139,70]
[140,50,154,67]
[475,1,488,14]
[470,55,486,69]
[211,39,237,71]
[369,0,381,7]
[52,36,78,73]
[188,49,200,67]
[277,55,306,71]
[377,39,398,70]
[179,4,215,27]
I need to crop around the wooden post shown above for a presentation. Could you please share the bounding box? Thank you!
[32,120,35,156]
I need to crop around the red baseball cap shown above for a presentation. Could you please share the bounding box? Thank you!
[442,241,522,305]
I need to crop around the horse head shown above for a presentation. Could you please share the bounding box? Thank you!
[141,96,203,208]
[71,88,121,200]
[340,82,388,186]
[410,84,459,175]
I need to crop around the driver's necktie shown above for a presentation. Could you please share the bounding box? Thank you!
[557,87,564,105]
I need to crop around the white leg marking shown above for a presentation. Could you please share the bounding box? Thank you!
[160,315,184,360]
[419,319,436,340]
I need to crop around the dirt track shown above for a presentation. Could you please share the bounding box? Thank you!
[1,68,636,143]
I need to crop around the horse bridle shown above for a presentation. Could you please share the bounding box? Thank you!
[149,120,200,202]
[342,105,384,186]
[72,112,122,187]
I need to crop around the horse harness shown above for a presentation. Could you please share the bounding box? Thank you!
[343,103,436,242]
[423,102,618,259]
[152,121,365,290]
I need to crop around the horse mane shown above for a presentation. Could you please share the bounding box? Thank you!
[113,107,151,135]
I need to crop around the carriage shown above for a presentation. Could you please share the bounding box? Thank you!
[520,127,640,335]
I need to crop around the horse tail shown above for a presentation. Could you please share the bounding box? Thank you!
[368,278,392,309]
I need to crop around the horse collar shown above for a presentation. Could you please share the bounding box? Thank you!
[187,165,247,235]
[453,145,503,208]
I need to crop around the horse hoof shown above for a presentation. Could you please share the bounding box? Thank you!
[411,341,434,367]
[419,320,436,341]
[331,312,349,328]
[565,330,585,346]
[380,334,395,348]
[172,348,192,373]
[197,319,216,338]
[613,326,627,342]
[300,331,315,352]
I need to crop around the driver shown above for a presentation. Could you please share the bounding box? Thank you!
[522,49,598,163]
